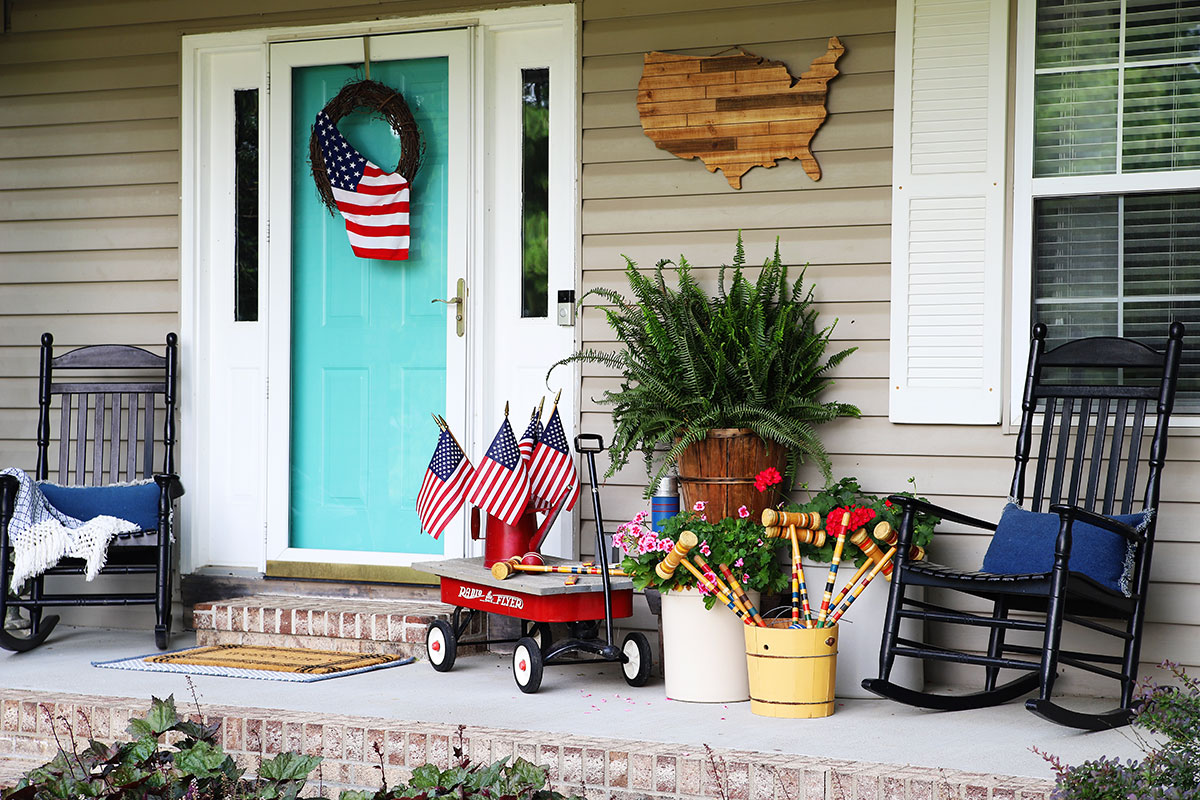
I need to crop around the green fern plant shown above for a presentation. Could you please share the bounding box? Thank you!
[549,235,859,497]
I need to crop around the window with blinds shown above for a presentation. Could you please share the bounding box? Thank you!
[1034,0,1200,177]
[1029,0,1200,407]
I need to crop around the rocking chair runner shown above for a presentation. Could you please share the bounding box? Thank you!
[0,332,182,652]
[863,322,1185,729]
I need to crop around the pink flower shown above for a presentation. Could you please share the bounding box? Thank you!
[701,514,707,522]
[742,573,750,584]
[692,500,707,512]
[737,505,750,519]
[756,539,764,546]
[699,542,712,557]
[734,557,744,568]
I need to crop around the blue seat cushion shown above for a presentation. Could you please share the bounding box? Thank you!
[981,503,1149,595]
[39,479,161,532]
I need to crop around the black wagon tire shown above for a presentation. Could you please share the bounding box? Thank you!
[621,631,652,687]
[426,619,457,672]
[513,636,544,693]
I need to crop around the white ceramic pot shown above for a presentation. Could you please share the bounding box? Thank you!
[799,559,923,699]
[659,585,759,702]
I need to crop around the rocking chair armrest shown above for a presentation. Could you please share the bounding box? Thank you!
[886,495,998,532]
[154,473,185,501]
[1048,503,1146,544]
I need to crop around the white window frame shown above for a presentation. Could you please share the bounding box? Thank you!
[1009,0,1200,425]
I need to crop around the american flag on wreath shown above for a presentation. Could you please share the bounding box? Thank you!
[416,429,474,539]
[528,406,580,511]
[315,110,411,261]
[518,414,543,467]
[466,418,531,526]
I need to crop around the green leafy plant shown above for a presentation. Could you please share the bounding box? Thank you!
[4,701,580,800]
[614,506,789,608]
[1036,662,1200,800]
[2,695,321,800]
[786,476,940,566]
[548,235,858,497]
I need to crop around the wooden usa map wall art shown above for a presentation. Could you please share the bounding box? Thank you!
[637,37,846,189]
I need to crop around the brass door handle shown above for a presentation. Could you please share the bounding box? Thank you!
[432,278,467,337]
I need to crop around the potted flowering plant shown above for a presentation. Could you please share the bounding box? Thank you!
[755,472,940,698]
[754,471,939,566]
[614,501,790,703]
[614,502,789,608]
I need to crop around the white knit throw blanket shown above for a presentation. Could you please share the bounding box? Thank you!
[2,467,138,592]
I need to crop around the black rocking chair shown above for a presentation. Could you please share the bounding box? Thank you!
[0,332,182,652]
[863,322,1185,729]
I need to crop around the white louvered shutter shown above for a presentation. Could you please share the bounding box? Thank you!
[889,0,1009,424]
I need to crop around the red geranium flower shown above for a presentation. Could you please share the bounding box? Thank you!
[826,505,876,537]
[754,467,783,492]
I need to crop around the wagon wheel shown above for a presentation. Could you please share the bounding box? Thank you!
[513,636,544,693]
[426,619,457,672]
[621,632,652,687]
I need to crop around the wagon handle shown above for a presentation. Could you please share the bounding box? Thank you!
[574,433,604,453]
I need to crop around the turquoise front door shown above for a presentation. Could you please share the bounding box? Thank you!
[286,39,458,557]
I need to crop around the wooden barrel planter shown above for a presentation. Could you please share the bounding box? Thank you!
[676,428,788,521]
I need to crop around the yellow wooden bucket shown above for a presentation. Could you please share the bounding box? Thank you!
[744,620,838,718]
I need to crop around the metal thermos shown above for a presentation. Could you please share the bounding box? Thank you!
[651,472,680,531]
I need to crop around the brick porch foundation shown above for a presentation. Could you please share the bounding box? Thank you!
[0,688,1054,799]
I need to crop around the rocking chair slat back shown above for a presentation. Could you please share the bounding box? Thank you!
[1012,326,1179,518]
[37,340,174,487]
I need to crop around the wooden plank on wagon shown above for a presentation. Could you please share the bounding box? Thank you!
[637,37,845,188]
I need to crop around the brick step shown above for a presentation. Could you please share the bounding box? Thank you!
[192,595,484,659]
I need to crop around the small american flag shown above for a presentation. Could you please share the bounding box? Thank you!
[528,406,579,511]
[466,418,531,526]
[416,429,474,539]
[518,414,543,466]
[315,110,411,261]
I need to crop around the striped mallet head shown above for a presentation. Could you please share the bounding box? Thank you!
[765,526,826,547]
[490,557,522,580]
[850,528,893,579]
[872,521,925,563]
[762,509,822,529]
[655,530,699,580]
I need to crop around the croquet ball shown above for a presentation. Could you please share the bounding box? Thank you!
[521,552,544,566]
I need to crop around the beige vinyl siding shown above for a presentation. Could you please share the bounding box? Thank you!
[576,0,896,545]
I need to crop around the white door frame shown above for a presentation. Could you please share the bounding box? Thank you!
[179,5,580,574]
[265,30,472,568]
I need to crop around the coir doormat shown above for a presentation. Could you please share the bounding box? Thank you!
[93,644,414,682]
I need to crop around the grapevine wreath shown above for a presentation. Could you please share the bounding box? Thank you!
[308,79,425,215]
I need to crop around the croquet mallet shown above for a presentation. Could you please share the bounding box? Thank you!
[718,562,766,627]
[817,511,851,627]
[827,546,897,626]
[678,559,752,625]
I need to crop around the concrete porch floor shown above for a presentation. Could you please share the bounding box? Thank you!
[0,625,1148,785]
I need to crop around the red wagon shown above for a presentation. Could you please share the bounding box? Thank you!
[415,434,652,693]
